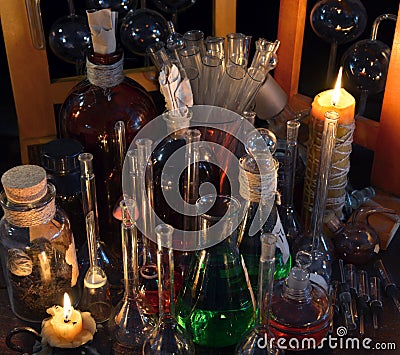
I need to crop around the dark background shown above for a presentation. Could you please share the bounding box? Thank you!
[0,0,398,184]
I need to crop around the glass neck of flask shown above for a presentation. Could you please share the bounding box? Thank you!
[86,49,124,89]
[256,234,276,328]
[283,266,312,303]
[121,200,140,298]
[282,120,300,209]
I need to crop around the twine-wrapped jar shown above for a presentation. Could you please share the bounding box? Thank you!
[0,165,79,322]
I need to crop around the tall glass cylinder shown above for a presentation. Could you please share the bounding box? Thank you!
[294,111,339,290]
[278,120,303,250]
[200,54,223,106]
[78,152,119,286]
[143,224,194,354]
[108,199,155,352]
[176,195,254,349]
[214,62,246,111]
[78,153,112,323]
[235,39,279,114]
[135,139,158,313]
[179,47,202,104]
[183,30,205,57]
[236,233,280,355]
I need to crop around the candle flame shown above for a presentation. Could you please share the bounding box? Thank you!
[63,293,72,321]
[331,67,343,106]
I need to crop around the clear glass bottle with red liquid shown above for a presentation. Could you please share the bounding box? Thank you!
[59,47,157,252]
[270,251,332,351]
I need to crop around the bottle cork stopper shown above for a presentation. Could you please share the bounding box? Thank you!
[1,165,48,203]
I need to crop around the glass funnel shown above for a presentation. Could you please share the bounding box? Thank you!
[236,233,282,355]
[108,199,156,352]
[176,195,255,348]
[143,224,194,354]
[78,153,112,323]
[295,111,339,290]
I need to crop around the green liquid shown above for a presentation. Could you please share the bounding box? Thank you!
[176,300,254,348]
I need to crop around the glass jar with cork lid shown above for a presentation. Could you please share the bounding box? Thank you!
[0,165,80,323]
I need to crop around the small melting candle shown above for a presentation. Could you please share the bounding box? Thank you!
[41,293,96,348]
[50,293,83,341]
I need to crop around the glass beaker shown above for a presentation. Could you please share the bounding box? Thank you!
[176,195,254,348]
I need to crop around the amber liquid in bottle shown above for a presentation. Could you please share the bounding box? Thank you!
[59,49,157,255]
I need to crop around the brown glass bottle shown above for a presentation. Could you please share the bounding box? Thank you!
[59,49,157,254]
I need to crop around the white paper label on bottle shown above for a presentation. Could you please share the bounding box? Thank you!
[272,213,290,264]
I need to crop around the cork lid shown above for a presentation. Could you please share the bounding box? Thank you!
[1,165,48,204]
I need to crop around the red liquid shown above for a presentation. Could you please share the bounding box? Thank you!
[269,319,331,351]
[139,264,184,314]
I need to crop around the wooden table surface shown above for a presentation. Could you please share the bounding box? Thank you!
[1,234,399,354]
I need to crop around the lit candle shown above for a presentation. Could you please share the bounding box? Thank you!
[302,67,356,224]
[41,293,96,348]
[311,67,355,124]
[49,293,83,342]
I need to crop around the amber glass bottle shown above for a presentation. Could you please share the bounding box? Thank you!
[59,49,157,254]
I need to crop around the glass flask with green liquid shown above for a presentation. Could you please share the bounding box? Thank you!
[237,128,292,293]
[176,195,255,348]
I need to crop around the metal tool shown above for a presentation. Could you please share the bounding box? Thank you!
[369,276,383,330]
[357,270,370,336]
[338,259,357,330]
[375,259,400,313]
